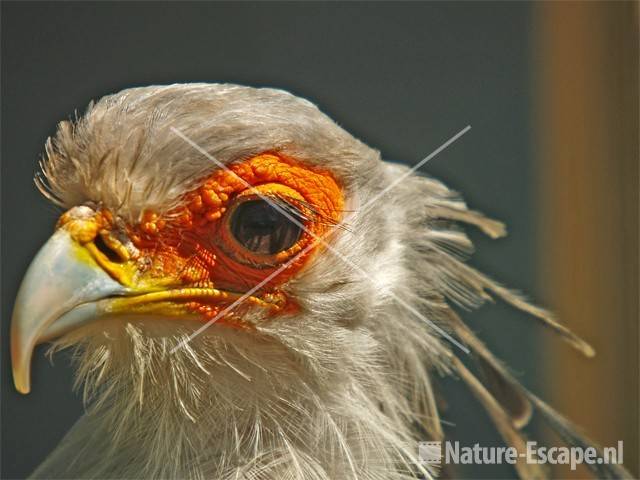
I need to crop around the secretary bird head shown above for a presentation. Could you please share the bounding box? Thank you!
[11,84,630,480]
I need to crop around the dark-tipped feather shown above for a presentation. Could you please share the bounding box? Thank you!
[451,356,547,479]
[447,310,633,479]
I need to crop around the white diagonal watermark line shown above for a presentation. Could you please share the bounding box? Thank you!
[170,240,319,353]
[170,127,469,354]
[393,295,469,354]
[306,249,470,354]
[170,127,317,238]
[359,125,471,215]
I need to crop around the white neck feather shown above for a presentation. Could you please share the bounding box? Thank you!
[35,319,439,480]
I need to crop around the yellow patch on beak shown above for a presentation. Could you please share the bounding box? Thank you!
[10,206,285,394]
[10,226,127,394]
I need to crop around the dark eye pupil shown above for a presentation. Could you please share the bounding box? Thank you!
[230,200,302,254]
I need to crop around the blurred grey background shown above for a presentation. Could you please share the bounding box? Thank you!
[2,2,636,479]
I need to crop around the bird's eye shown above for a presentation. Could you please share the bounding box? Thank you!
[229,200,302,255]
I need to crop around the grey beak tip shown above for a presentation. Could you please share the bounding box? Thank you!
[10,229,125,394]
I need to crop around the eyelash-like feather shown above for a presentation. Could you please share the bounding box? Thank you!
[273,195,352,233]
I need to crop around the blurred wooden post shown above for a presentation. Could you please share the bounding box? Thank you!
[535,2,638,478]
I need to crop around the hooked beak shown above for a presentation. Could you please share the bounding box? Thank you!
[11,228,127,394]
[11,206,284,394]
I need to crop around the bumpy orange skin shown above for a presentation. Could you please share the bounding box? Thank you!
[127,153,344,321]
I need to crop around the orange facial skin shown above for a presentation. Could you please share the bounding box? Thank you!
[123,153,344,325]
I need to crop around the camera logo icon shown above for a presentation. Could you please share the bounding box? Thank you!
[418,441,442,465]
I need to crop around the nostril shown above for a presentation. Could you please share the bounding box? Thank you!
[94,234,125,263]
